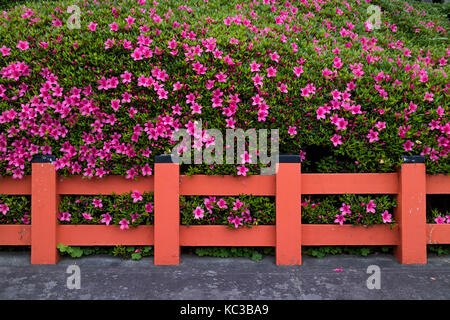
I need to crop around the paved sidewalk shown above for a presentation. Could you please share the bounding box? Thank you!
[0,252,449,300]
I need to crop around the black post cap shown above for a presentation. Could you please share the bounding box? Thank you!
[402,155,425,163]
[31,154,56,163]
[278,154,301,163]
[155,154,180,164]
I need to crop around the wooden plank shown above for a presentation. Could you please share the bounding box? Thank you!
[57,225,154,245]
[302,173,398,194]
[58,176,154,195]
[180,225,276,246]
[302,225,399,245]
[180,175,276,196]
[0,225,31,245]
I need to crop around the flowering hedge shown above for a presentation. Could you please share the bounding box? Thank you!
[300,194,396,225]
[0,0,448,180]
[58,191,154,228]
[0,0,448,234]
[0,195,30,224]
[181,195,276,227]
[181,194,397,227]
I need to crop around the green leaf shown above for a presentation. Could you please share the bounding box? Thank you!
[131,252,142,260]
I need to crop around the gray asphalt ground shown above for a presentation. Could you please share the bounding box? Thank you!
[0,251,449,300]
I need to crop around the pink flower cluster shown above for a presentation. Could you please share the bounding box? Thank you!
[0,61,31,81]
[434,215,450,224]
[193,197,255,228]
[333,200,391,225]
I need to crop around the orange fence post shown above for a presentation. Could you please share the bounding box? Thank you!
[31,155,60,264]
[276,155,302,265]
[394,156,427,264]
[154,155,180,265]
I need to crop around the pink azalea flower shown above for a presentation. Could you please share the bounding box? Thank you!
[126,168,137,180]
[204,198,214,212]
[0,46,11,56]
[333,56,343,69]
[266,66,277,78]
[375,121,386,130]
[92,198,103,208]
[130,213,141,222]
[269,51,280,62]
[250,61,261,72]
[217,198,228,209]
[95,167,106,178]
[252,74,264,87]
[131,190,143,203]
[316,106,328,119]
[101,213,112,226]
[158,89,168,100]
[52,18,62,27]
[331,90,341,100]
[173,81,183,91]
[123,39,133,50]
[288,126,297,136]
[322,68,333,79]
[16,40,29,51]
[231,216,243,228]
[119,219,130,230]
[366,200,376,213]
[145,203,154,213]
[193,206,205,219]
[367,129,379,143]
[58,212,71,222]
[111,99,121,111]
[233,199,244,211]
[335,118,348,131]
[88,22,97,31]
[334,213,346,226]
[226,117,236,128]
[0,204,9,215]
[293,66,304,77]
[237,165,249,176]
[82,212,93,220]
[168,39,178,49]
[424,92,434,102]
[278,83,288,93]
[215,72,227,82]
[331,134,342,147]
[239,151,252,164]
[125,15,135,26]
[340,203,351,215]
[299,150,306,162]
[109,21,119,32]
[434,216,446,224]
[142,163,152,176]
[21,213,30,225]
[382,210,392,223]
[122,91,132,103]
[205,80,215,90]
[403,140,414,152]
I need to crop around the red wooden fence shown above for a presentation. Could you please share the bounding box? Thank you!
[0,155,449,265]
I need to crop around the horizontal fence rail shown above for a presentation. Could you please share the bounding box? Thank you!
[0,155,448,265]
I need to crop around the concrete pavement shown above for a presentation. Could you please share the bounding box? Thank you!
[0,251,449,300]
